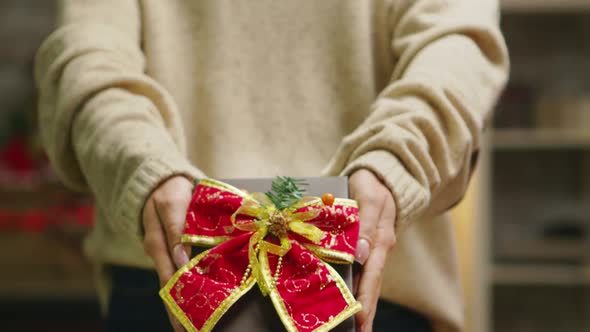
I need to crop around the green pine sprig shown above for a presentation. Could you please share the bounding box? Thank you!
[265,176,307,210]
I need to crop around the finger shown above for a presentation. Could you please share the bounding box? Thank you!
[154,177,194,268]
[165,306,186,332]
[143,199,176,286]
[349,170,384,265]
[143,200,186,331]
[355,243,388,332]
[356,194,395,330]
[355,200,380,265]
[352,195,381,265]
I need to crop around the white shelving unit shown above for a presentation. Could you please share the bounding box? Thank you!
[493,263,590,286]
[474,2,590,332]
[493,129,590,150]
[502,0,590,13]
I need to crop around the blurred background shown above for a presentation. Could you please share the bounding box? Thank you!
[1,1,590,331]
[0,1,100,331]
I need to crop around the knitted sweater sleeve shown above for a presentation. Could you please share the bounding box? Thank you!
[35,0,204,239]
[323,0,509,231]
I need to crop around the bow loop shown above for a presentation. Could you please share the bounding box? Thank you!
[289,221,324,244]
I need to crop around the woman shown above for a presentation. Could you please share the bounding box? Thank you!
[36,1,508,331]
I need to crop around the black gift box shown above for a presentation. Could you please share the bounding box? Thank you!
[197,177,357,332]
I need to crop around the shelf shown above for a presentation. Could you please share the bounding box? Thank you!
[492,129,590,150]
[495,239,589,261]
[0,277,96,300]
[493,263,590,285]
[0,232,96,299]
[501,0,590,13]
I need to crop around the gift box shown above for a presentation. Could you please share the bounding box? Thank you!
[161,177,361,332]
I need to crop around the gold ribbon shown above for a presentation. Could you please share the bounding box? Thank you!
[230,193,324,295]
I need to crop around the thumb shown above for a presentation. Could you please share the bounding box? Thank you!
[349,170,382,265]
[355,197,379,265]
[153,176,194,268]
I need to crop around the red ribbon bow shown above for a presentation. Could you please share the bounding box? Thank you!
[160,179,361,332]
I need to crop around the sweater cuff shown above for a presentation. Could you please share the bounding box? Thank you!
[115,155,205,239]
[341,150,429,231]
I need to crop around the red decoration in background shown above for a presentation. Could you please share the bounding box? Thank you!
[0,204,95,233]
[0,136,34,173]
[0,135,56,190]
[0,133,94,233]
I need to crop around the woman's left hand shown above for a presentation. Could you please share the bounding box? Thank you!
[349,169,397,332]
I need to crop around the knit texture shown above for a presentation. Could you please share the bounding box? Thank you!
[36,0,508,330]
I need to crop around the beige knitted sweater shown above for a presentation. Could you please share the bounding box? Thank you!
[36,1,508,331]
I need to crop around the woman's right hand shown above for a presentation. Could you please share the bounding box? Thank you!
[142,175,194,332]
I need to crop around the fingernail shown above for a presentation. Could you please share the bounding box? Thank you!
[355,239,370,265]
[173,245,189,268]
